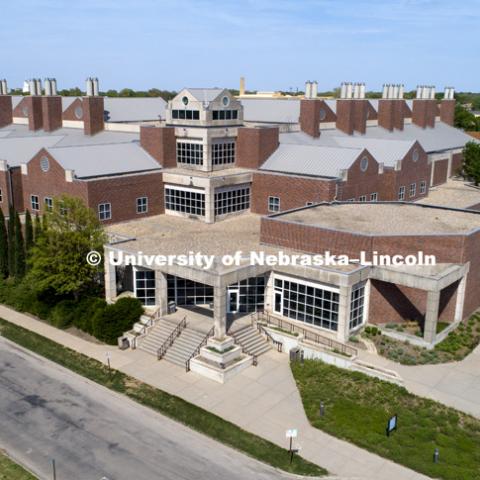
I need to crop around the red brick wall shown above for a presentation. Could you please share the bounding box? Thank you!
[22,149,88,214]
[140,126,176,168]
[26,96,43,131]
[0,170,10,215]
[337,150,382,200]
[13,97,28,118]
[63,98,83,121]
[412,100,437,128]
[10,167,24,212]
[300,100,335,136]
[86,172,164,224]
[432,159,448,186]
[0,96,13,128]
[451,153,463,175]
[42,96,63,132]
[378,100,405,131]
[83,97,104,136]
[236,127,279,169]
[336,100,354,135]
[461,230,480,318]
[394,142,431,199]
[366,101,377,121]
[353,100,368,134]
[251,172,336,214]
[439,100,455,126]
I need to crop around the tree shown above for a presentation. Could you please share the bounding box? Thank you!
[462,141,480,186]
[33,213,42,241]
[14,212,25,278]
[454,104,478,131]
[27,195,106,300]
[25,210,34,254]
[0,209,8,278]
[7,206,15,277]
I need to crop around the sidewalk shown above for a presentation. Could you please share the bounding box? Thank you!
[357,345,480,418]
[0,305,429,480]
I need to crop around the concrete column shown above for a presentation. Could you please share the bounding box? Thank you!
[362,279,372,326]
[204,183,215,224]
[454,275,467,323]
[446,152,453,178]
[104,248,117,304]
[213,284,227,340]
[155,270,169,315]
[429,159,435,187]
[424,290,440,344]
[263,271,275,314]
[337,285,352,343]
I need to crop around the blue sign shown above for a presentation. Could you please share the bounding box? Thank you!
[386,414,398,436]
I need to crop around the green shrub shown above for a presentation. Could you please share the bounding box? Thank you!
[48,300,77,329]
[73,297,107,334]
[93,297,144,345]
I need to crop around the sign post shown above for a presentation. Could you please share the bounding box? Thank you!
[286,429,298,464]
[386,414,398,437]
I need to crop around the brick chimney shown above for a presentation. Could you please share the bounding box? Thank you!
[236,126,279,168]
[300,99,321,137]
[336,82,367,135]
[42,78,62,132]
[83,77,104,136]
[439,87,455,126]
[378,84,405,131]
[140,125,177,167]
[0,79,13,128]
[412,85,437,128]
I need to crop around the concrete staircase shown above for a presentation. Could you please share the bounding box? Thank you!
[163,328,206,368]
[231,325,271,357]
[137,319,180,356]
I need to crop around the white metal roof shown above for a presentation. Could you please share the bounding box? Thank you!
[185,88,224,103]
[0,136,64,166]
[47,142,161,179]
[241,98,300,123]
[103,97,166,122]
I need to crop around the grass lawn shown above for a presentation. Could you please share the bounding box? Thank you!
[0,318,326,477]
[0,450,36,480]
[364,313,480,365]
[292,359,480,480]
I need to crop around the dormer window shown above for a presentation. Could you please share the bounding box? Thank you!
[182,96,189,106]
[212,110,238,120]
[222,96,230,106]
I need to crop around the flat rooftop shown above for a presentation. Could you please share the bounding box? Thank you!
[419,179,480,210]
[106,213,359,273]
[274,202,480,235]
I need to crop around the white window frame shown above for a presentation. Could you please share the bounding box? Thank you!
[214,184,250,217]
[268,196,280,213]
[398,186,405,201]
[165,185,205,217]
[419,180,427,194]
[136,196,148,214]
[409,183,416,198]
[98,202,111,221]
[370,192,378,202]
[359,195,367,202]
[176,140,204,166]
[44,197,53,211]
[30,195,40,211]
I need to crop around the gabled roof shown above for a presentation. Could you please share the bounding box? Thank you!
[46,142,161,179]
[0,135,65,166]
[184,88,225,103]
[103,97,166,122]
[260,143,363,178]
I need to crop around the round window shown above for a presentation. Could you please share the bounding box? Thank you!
[319,109,327,121]
[360,156,369,172]
[412,149,419,162]
[22,106,29,116]
[222,96,230,106]
[40,156,50,172]
[74,106,83,119]
[182,96,189,106]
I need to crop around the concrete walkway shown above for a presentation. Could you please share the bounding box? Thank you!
[0,305,430,480]
[357,345,480,418]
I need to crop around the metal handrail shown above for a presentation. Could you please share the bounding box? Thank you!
[185,326,215,372]
[255,311,358,357]
[157,316,187,360]
[256,322,283,352]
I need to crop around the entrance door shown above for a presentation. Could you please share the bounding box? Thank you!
[227,289,240,314]
[274,290,283,314]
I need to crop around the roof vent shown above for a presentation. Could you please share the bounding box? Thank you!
[416,85,436,100]
[444,87,455,100]
[86,77,99,97]
[382,83,404,99]
[340,82,365,99]
[305,81,312,99]
[0,79,7,95]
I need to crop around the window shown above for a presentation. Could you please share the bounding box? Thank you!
[44,197,53,211]
[420,180,427,194]
[167,275,213,306]
[212,140,235,165]
[349,283,365,330]
[136,197,148,214]
[98,202,111,221]
[273,276,340,332]
[165,186,205,216]
[409,183,416,197]
[172,109,199,120]
[40,156,50,172]
[135,269,156,306]
[398,186,405,201]
[214,185,250,217]
[176,141,203,166]
[268,196,280,212]
[359,195,367,202]
[360,156,369,172]
[212,110,238,120]
[0,188,2,203]
[227,275,265,313]
[370,192,378,202]
[30,195,39,211]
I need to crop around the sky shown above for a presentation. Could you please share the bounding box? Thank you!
[1,0,479,92]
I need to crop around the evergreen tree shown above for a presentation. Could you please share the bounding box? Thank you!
[25,210,34,253]
[14,212,25,278]
[34,213,43,241]
[7,206,15,277]
[0,209,8,278]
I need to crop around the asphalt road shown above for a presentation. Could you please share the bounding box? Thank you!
[0,337,302,480]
